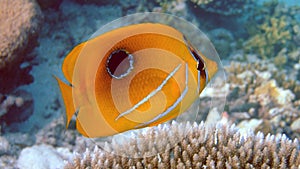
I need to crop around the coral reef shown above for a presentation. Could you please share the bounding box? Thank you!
[17,144,71,169]
[189,0,212,5]
[243,0,300,59]
[35,116,78,149]
[189,0,254,16]
[153,0,187,16]
[0,136,10,155]
[0,0,43,92]
[0,90,33,130]
[291,118,300,133]
[64,122,300,168]
[253,80,295,106]
[244,16,292,59]
[222,58,300,140]
[13,116,94,169]
[0,155,16,169]
[153,0,253,21]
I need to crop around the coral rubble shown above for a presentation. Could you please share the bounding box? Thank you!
[222,59,300,140]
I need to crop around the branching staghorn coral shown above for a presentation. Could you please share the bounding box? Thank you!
[244,16,292,59]
[243,0,300,59]
[64,121,300,168]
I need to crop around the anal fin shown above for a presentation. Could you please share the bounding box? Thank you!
[76,119,89,137]
[55,76,76,128]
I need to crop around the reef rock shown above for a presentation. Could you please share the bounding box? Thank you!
[189,0,253,16]
[0,155,16,169]
[0,0,43,92]
[36,0,63,10]
[254,80,295,106]
[237,118,263,134]
[0,90,33,129]
[0,136,10,155]
[291,118,300,132]
[17,144,66,169]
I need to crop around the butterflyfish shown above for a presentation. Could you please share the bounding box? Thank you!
[56,23,219,138]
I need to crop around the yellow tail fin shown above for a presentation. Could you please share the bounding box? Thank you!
[55,76,76,128]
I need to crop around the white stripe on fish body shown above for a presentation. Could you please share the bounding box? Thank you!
[135,63,189,128]
[115,63,183,121]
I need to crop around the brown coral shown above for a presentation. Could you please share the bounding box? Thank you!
[0,0,42,69]
[64,122,300,168]
[0,0,42,92]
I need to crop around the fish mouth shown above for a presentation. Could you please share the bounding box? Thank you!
[114,63,189,128]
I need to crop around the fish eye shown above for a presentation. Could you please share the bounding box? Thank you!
[106,49,134,79]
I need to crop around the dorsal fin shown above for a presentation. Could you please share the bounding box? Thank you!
[62,42,85,84]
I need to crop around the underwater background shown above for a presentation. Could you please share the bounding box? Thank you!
[0,0,300,168]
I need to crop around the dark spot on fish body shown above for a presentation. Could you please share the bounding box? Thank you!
[106,49,134,79]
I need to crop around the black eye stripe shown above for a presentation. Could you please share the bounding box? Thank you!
[189,46,205,71]
[183,36,206,71]
[183,35,209,86]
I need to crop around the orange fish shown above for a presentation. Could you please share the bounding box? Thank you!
[56,23,219,138]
